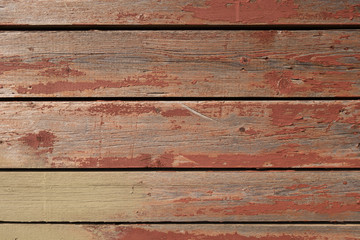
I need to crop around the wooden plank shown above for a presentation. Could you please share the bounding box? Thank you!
[1,30,360,98]
[0,172,359,221]
[1,0,360,25]
[1,224,359,239]
[0,101,359,168]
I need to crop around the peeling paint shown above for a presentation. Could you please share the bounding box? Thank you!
[161,109,191,117]
[39,66,86,77]
[113,227,314,240]
[16,73,170,95]
[251,31,277,44]
[0,57,54,75]
[320,4,360,20]
[19,131,56,153]
[183,0,299,23]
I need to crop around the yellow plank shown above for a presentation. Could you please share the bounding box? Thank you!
[0,172,359,222]
[0,224,359,240]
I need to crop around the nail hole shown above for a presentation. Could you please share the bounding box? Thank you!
[239,127,245,132]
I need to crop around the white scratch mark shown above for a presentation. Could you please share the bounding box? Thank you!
[181,103,216,122]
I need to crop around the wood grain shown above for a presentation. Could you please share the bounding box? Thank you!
[0,171,359,222]
[1,0,360,25]
[1,224,359,239]
[1,30,360,97]
[0,101,359,168]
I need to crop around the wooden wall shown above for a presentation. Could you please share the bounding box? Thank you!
[0,0,359,239]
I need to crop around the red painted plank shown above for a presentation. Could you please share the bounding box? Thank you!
[1,0,360,25]
[1,31,360,97]
[0,101,359,168]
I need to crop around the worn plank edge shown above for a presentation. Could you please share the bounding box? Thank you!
[0,224,359,240]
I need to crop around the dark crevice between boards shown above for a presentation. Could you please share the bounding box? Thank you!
[1,24,360,31]
[0,97,360,102]
[0,168,359,172]
[0,221,359,225]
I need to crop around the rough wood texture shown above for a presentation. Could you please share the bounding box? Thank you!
[1,30,360,97]
[1,0,360,25]
[0,101,359,168]
[0,172,359,221]
[1,224,359,239]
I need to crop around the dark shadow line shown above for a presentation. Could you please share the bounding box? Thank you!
[0,97,359,102]
[1,24,360,31]
[0,168,359,172]
[0,221,359,225]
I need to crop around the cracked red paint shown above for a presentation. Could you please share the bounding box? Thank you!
[39,66,86,77]
[173,197,359,217]
[109,227,313,240]
[161,109,191,117]
[19,131,56,153]
[0,57,54,75]
[269,102,343,126]
[320,4,360,20]
[183,0,299,23]
[251,31,277,44]
[142,147,358,168]
[16,72,170,95]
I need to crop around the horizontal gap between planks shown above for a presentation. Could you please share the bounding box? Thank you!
[1,24,360,31]
[0,97,360,102]
[0,168,359,172]
[0,221,359,225]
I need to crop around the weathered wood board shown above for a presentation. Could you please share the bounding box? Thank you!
[0,172,358,222]
[0,101,359,168]
[1,0,360,26]
[1,30,360,97]
[1,224,359,240]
